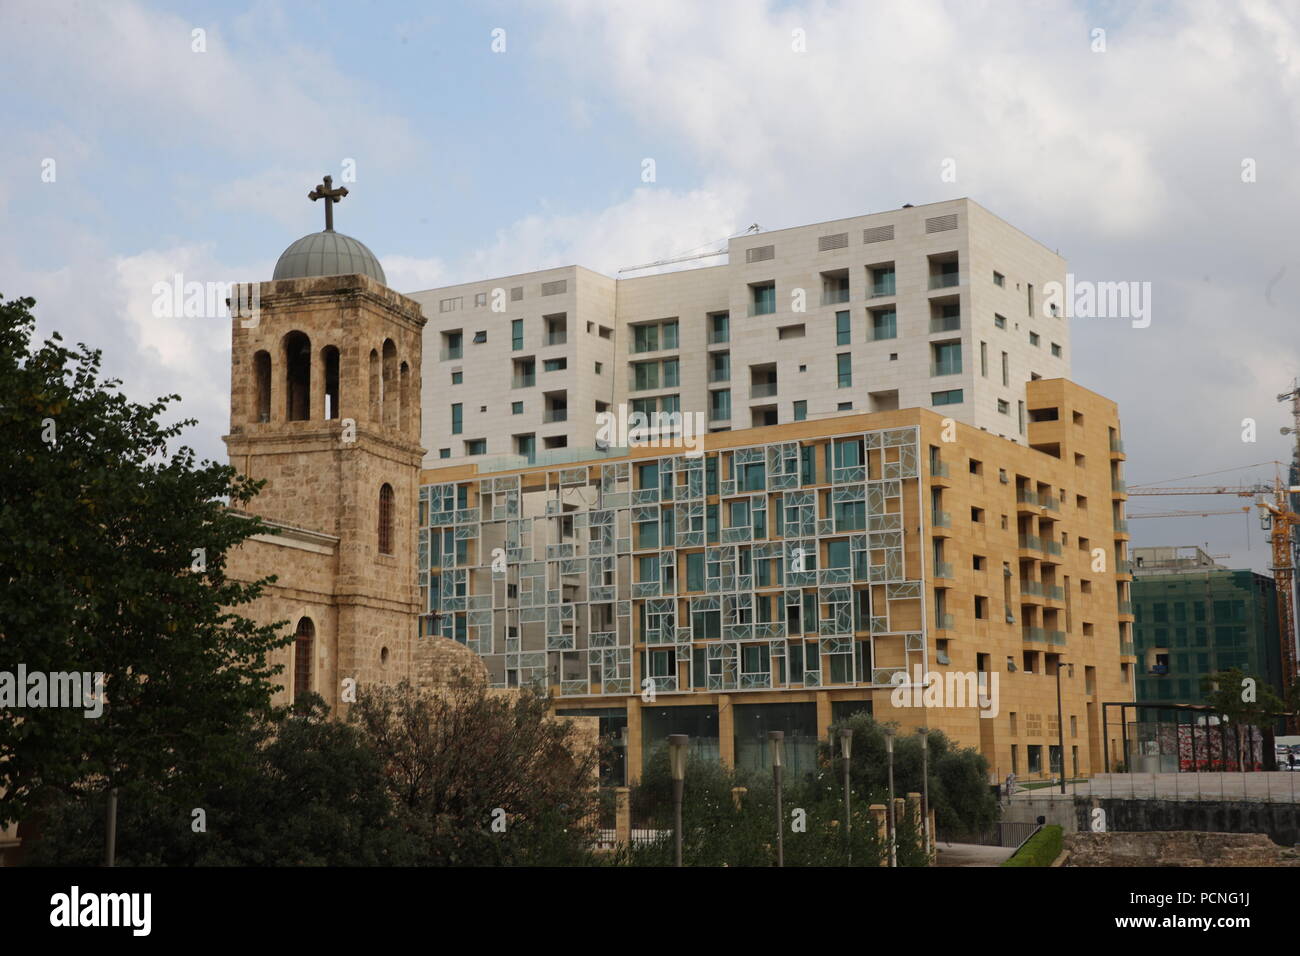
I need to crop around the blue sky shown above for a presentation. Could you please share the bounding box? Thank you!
[3,0,1300,571]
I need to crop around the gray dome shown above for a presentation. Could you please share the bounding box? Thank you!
[273,231,386,284]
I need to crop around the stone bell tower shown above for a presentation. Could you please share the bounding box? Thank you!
[223,176,426,701]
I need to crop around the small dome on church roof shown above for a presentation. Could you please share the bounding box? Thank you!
[273,230,386,285]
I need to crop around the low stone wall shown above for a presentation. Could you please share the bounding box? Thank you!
[1076,798,1300,847]
[1064,831,1300,867]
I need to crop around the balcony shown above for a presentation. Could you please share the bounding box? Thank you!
[1023,626,1047,643]
[1112,479,1127,494]
[930,361,962,377]
[1046,584,1065,600]
[933,561,954,579]
[750,382,778,399]
[1018,533,1041,551]
[931,511,952,529]
[440,348,463,361]
[934,613,955,631]
[821,288,851,306]
[1043,540,1063,557]
[1118,599,1134,615]
[512,375,536,389]
[544,332,568,347]
[543,409,568,424]
[1020,580,1043,597]
[1047,630,1067,646]
[928,273,961,290]
[1120,641,1136,656]
[930,460,951,480]
[868,275,896,299]
[1117,558,1133,575]
[1016,489,1040,509]
[1041,495,1061,512]
[1110,437,1125,456]
[929,315,961,334]
[1114,518,1129,533]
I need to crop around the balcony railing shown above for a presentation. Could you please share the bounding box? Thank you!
[1118,599,1133,614]
[1046,585,1065,600]
[1117,558,1133,574]
[512,376,535,389]
[748,301,776,317]
[708,330,729,345]
[1021,580,1043,597]
[1018,534,1041,551]
[931,511,952,528]
[708,370,730,384]
[544,332,567,346]
[1112,479,1127,493]
[868,279,896,298]
[440,348,463,361]
[929,272,961,290]
[931,460,950,478]
[931,361,962,377]
[1043,540,1063,556]
[1041,495,1061,511]
[821,288,851,306]
[1023,626,1046,643]
[543,410,568,423]
[1114,519,1129,532]
[929,315,961,334]
[1110,437,1125,453]
[750,382,778,398]
[935,613,955,630]
[1047,630,1067,646]
[1120,641,1136,656]
[933,561,954,579]
[1017,490,1039,506]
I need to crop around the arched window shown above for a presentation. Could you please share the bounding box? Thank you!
[378,483,395,555]
[322,346,340,420]
[399,360,411,433]
[294,617,315,699]
[252,350,271,423]
[283,331,311,421]
[382,339,398,425]
[369,348,381,422]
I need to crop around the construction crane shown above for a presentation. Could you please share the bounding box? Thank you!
[618,224,761,274]
[1128,507,1251,519]
[1127,484,1272,496]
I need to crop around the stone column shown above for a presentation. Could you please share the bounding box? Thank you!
[869,804,888,866]
[614,787,631,845]
[626,696,643,785]
[718,696,735,769]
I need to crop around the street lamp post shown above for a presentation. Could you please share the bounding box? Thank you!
[918,728,930,861]
[839,727,853,851]
[668,734,688,867]
[1055,660,1070,795]
[884,726,897,867]
[769,730,785,867]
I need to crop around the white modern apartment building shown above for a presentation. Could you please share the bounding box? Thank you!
[408,198,1069,468]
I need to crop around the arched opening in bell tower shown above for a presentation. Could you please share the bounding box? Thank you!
[283,331,312,421]
[322,345,340,420]
[252,350,271,423]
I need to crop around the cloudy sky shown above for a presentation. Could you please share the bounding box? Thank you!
[2,0,1298,571]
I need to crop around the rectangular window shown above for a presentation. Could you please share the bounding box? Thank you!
[1029,331,1040,347]
[465,439,486,455]
[511,318,523,350]
[710,312,730,344]
[980,341,988,377]
[543,358,567,372]
[836,353,852,388]
[1001,351,1009,387]
[709,352,730,383]
[662,321,679,350]
[870,308,897,340]
[994,314,1007,330]
[793,400,807,421]
[932,389,963,406]
[451,370,462,385]
[835,310,851,345]
[511,401,523,415]
[663,358,680,388]
[633,361,659,391]
[993,271,1005,287]
[450,403,463,435]
[1051,342,1062,358]
[686,552,705,591]
[709,389,731,421]
[633,324,659,353]
[751,283,776,316]
[932,341,962,376]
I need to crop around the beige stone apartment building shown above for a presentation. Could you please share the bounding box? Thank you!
[409,198,1070,470]
[417,380,1136,783]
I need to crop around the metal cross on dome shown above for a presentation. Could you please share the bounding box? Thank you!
[308,175,349,232]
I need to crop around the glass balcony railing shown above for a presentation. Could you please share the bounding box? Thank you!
[1114,518,1129,532]
[931,460,950,478]
[1046,585,1065,600]
[1017,490,1039,506]
[1120,641,1136,656]
[929,272,961,290]
[931,511,952,528]
[748,300,776,317]
[542,409,568,423]
[1041,495,1061,511]
[1021,580,1043,597]
[1018,534,1041,550]
[512,376,535,389]
[440,348,463,361]
[544,332,567,346]
[868,278,896,298]
[1118,599,1134,614]
[1117,558,1133,574]
[934,561,954,579]
[931,360,962,377]
[929,315,961,334]
[821,288,851,306]
[750,382,778,398]
[1112,479,1127,493]
[1023,626,1046,643]
[1043,540,1063,556]
[935,613,955,630]
[1110,437,1125,453]
[1048,630,1067,646]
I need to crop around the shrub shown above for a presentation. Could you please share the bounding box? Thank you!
[1000,824,1063,867]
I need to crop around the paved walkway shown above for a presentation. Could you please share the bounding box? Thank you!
[934,842,1016,867]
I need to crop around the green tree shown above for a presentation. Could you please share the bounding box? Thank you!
[351,678,600,865]
[1200,668,1286,771]
[0,294,290,831]
[28,695,409,866]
